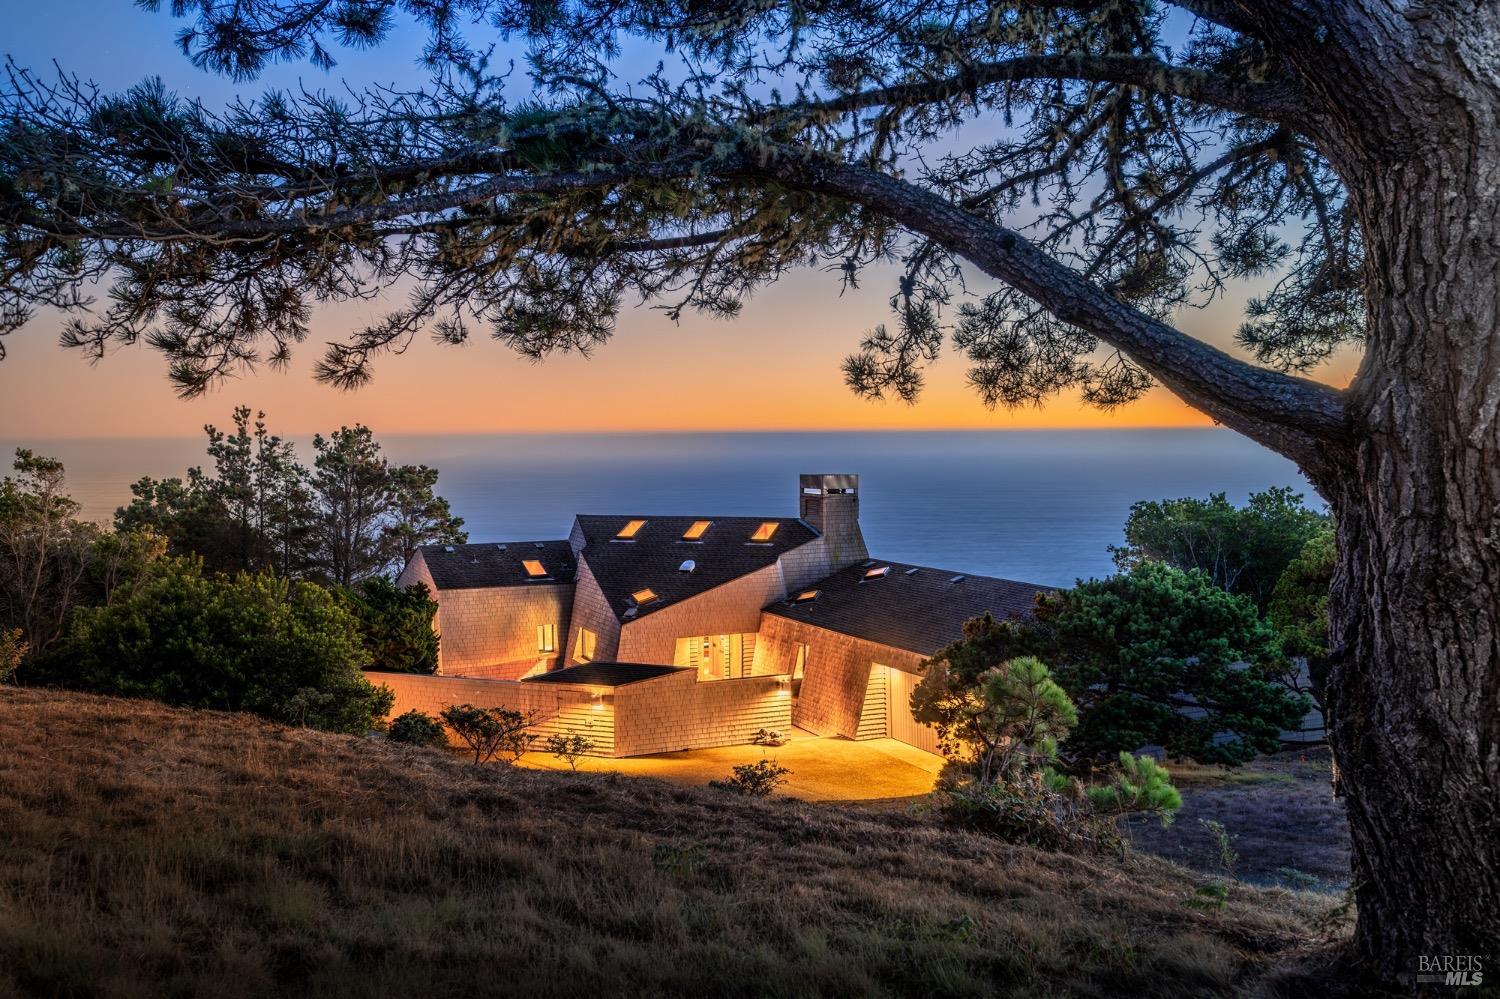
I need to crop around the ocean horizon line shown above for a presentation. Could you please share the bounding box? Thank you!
[4,425,1228,444]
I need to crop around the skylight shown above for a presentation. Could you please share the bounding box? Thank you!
[631,587,659,605]
[750,521,779,542]
[682,520,712,540]
[904,567,919,575]
[863,565,892,580]
[949,574,967,584]
[793,589,820,603]
[522,559,548,578]
[617,519,647,539]
[678,560,696,573]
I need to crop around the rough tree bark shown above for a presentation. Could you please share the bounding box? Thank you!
[1313,8,1500,972]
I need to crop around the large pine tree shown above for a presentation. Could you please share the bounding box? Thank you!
[2,0,1497,977]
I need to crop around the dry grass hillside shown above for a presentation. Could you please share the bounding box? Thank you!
[0,689,1355,998]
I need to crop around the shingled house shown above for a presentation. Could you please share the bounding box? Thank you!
[389,474,1051,757]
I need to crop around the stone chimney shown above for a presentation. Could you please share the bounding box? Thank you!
[799,473,868,571]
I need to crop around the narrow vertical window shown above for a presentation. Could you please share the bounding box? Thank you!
[537,623,557,653]
[793,643,809,680]
[576,627,597,663]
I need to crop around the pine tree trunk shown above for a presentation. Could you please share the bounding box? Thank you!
[1319,61,1500,973]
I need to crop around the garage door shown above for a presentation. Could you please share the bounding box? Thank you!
[872,664,942,756]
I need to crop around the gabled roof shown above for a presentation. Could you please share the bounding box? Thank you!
[574,514,819,622]
[765,560,1052,657]
[414,541,576,590]
[522,662,688,687]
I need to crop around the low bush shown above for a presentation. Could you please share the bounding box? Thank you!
[544,732,596,770]
[940,772,1120,853]
[709,759,791,797]
[387,709,448,748]
[440,704,536,764]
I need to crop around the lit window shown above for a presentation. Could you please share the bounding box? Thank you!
[682,520,711,540]
[750,521,779,542]
[793,643,809,680]
[631,587,659,605]
[575,628,597,663]
[793,589,820,603]
[537,623,557,653]
[617,519,647,539]
[863,565,892,580]
[522,559,548,578]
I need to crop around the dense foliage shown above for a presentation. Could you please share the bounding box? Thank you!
[117,408,466,583]
[927,563,1307,766]
[36,559,393,734]
[911,653,1076,786]
[1268,525,1335,707]
[1111,487,1329,611]
[387,709,449,748]
[915,644,1180,851]
[342,576,440,674]
[0,450,164,657]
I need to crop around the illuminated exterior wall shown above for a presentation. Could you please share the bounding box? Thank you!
[368,671,615,755]
[754,613,924,738]
[617,562,786,666]
[397,553,573,679]
[612,671,793,756]
[562,557,621,665]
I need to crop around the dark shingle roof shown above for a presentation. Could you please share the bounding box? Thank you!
[575,514,818,622]
[415,541,576,590]
[522,662,688,687]
[765,560,1053,657]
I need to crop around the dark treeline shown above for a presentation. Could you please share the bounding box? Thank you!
[0,410,465,733]
[117,406,466,584]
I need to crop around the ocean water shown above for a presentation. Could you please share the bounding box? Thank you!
[1,430,1318,588]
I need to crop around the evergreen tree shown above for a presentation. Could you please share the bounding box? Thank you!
[343,577,440,674]
[310,425,394,586]
[1111,487,1329,611]
[385,464,466,574]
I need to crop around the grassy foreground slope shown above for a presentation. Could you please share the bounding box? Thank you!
[1,689,1340,998]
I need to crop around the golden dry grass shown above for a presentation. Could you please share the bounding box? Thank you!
[0,688,1348,998]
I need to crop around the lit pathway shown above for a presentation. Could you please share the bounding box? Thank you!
[520,728,945,802]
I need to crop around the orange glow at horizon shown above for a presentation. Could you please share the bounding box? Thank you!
[0,268,1358,440]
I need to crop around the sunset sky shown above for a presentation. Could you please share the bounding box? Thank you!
[1,2,1358,439]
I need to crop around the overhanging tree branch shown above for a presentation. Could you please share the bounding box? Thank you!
[754,155,1348,463]
[779,53,1309,124]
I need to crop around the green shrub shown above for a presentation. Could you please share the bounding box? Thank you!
[543,732,596,770]
[341,577,440,673]
[439,704,536,764]
[38,559,391,733]
[1084,752,1183,826]
[709,758,791,797]
[387,709,448,748]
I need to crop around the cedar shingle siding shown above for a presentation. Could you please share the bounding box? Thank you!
[388,475,1049,756]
